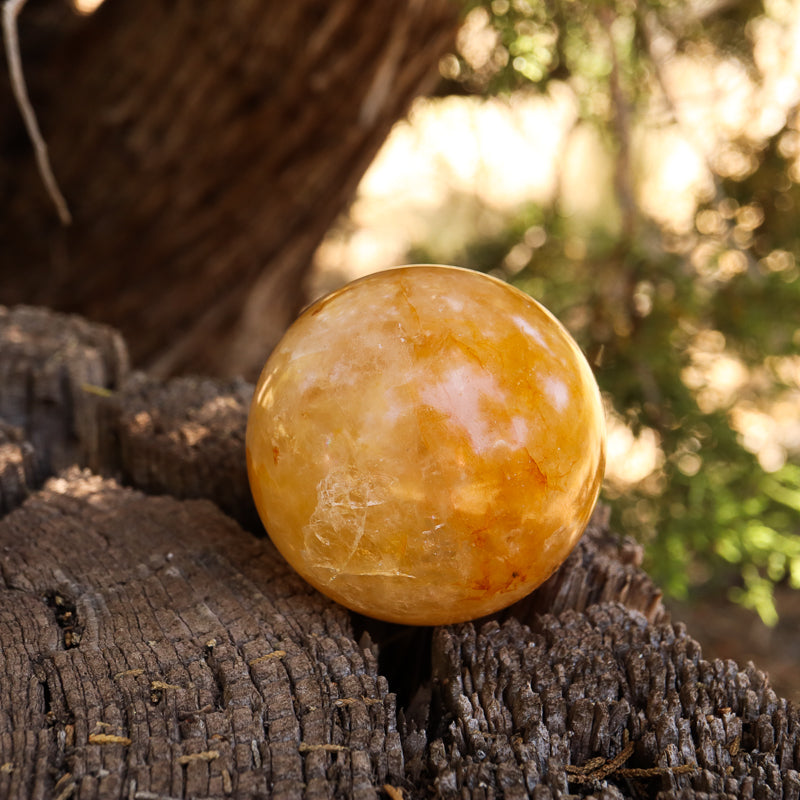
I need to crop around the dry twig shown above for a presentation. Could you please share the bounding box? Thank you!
[2,0,72,224]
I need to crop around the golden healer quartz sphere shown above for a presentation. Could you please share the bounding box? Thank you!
[246,266,605,625]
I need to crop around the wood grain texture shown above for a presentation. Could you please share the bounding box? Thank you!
[426,607,800,798]
[0,305,129,484]
[2,305,799,799]
[90,373,258,533]
[0,470,401,800]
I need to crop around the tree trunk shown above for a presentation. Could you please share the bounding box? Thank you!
[0,0,458,379]
[2,305,799,800]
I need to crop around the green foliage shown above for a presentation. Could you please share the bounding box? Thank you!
[450,0,761,100]
[415,0,800,622]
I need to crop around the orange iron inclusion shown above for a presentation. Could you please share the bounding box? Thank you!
[246,265,605,625]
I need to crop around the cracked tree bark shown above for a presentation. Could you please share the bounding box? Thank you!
[1,305,799,800]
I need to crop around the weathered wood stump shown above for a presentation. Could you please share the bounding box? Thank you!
[1,305,798,800]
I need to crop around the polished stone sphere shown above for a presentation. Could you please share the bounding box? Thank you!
[246,266,605,625]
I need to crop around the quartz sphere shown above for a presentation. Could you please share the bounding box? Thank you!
[246,266,605,625]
